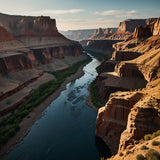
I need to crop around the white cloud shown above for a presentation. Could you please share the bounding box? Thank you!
[56,18,120,31]
[95,10,137,17]
[32,9,84,15]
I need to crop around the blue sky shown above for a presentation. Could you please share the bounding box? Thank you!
[0,0,160,30]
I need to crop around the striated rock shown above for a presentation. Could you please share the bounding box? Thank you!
[0,13,59,37]
[95,19,160,157]
[100,60,119,72]
[95,91,143,154]
[0,53,33,75]
[0,13,83,75]
[133,24,154,38]
[89,28,104,39]
[81,39,122,59]
[111,51,141,61]
[110,18,157,40]
[117,18,157,33]
[96,71,147,100]
[153,17,160,35]
[119,96,160,152]
[89,27,117,40]
[0,26,15,42]
[115,36,160,82]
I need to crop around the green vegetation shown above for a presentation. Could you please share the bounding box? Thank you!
[96,65,102,74]
[146,149,160,160]
[140,145,149,150]
[0,56,91,147]
[84,49,106,61]
[152,140,160,146]
[89,80,108,108]
[119,152,124,156]
[136,154,145,160]
[126,150,131,155]
[144,130,160,141]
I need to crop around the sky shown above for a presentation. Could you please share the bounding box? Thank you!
[0,0,160,31]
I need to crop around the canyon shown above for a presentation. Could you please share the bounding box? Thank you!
[0,13,87,117]
[0,10,159,160]
[94,17,160,159]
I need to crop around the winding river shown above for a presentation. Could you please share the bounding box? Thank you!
[4,55,110,160]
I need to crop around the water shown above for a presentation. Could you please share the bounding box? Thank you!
[4,55,111,160]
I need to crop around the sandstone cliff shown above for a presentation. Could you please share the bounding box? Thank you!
[95,18,160,159]
[110,18,157,40]
[0,13,83,75]
[89,28,117,40]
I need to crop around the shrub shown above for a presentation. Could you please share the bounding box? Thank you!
[145,149,160,160]
[140,145,149,150]
[0,56,92,146]
[136,154,145,160]
[134,140,139,144]
[144,134,151,140]
[152,140,160,146]
[119,152,123,156]
[126,150,131,155]
[144,130,160,141]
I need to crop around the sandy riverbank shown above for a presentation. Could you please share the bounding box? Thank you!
[0,64,86,159]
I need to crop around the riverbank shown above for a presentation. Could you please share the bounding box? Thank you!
[0,63,87,159]
[86,87,98,113]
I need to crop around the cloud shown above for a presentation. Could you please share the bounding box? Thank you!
[32,9,84,15]
[95,10,137,17]
[56,18,120,31]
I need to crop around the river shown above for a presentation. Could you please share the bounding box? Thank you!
[4,55,111,160]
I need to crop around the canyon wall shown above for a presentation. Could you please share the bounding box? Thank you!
[95,18,160,158]
[110,18,157,40]
[0,13,83,75]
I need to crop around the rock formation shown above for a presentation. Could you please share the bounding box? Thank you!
[0,13,83,75]
[95,18,160,158]
[89,28,117,40]
[110,18,157,40]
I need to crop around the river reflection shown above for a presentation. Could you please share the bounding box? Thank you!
[4,55,111,160]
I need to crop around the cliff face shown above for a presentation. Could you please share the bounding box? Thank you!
[95,18,160,158]
[0,26,15,42]
[89,28,117,40]
[96,91,143,154]
[0,53,33,75]
[118,18,157,33]
[0,13,83,75]
[0,13,59,37]
[110,18,157,40]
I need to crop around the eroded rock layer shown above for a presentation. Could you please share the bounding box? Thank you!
[95,18,160,158]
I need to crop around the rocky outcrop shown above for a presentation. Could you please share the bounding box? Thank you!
[0,53,33,75]
[119,103,160,152]
[89,28,104,39]
[110,18,157,40]
[117,18,157,33]
[115,36,160,82]
[153,17,160,35]
[95,19,160,158]
[0,13,59,37]
[96,91,143,154]
[0,13,83,75]
[0,26,15,42]
[81,39,122,58]
[89,28,117,40]
[111,51,141,61]
[100,60,119,72]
